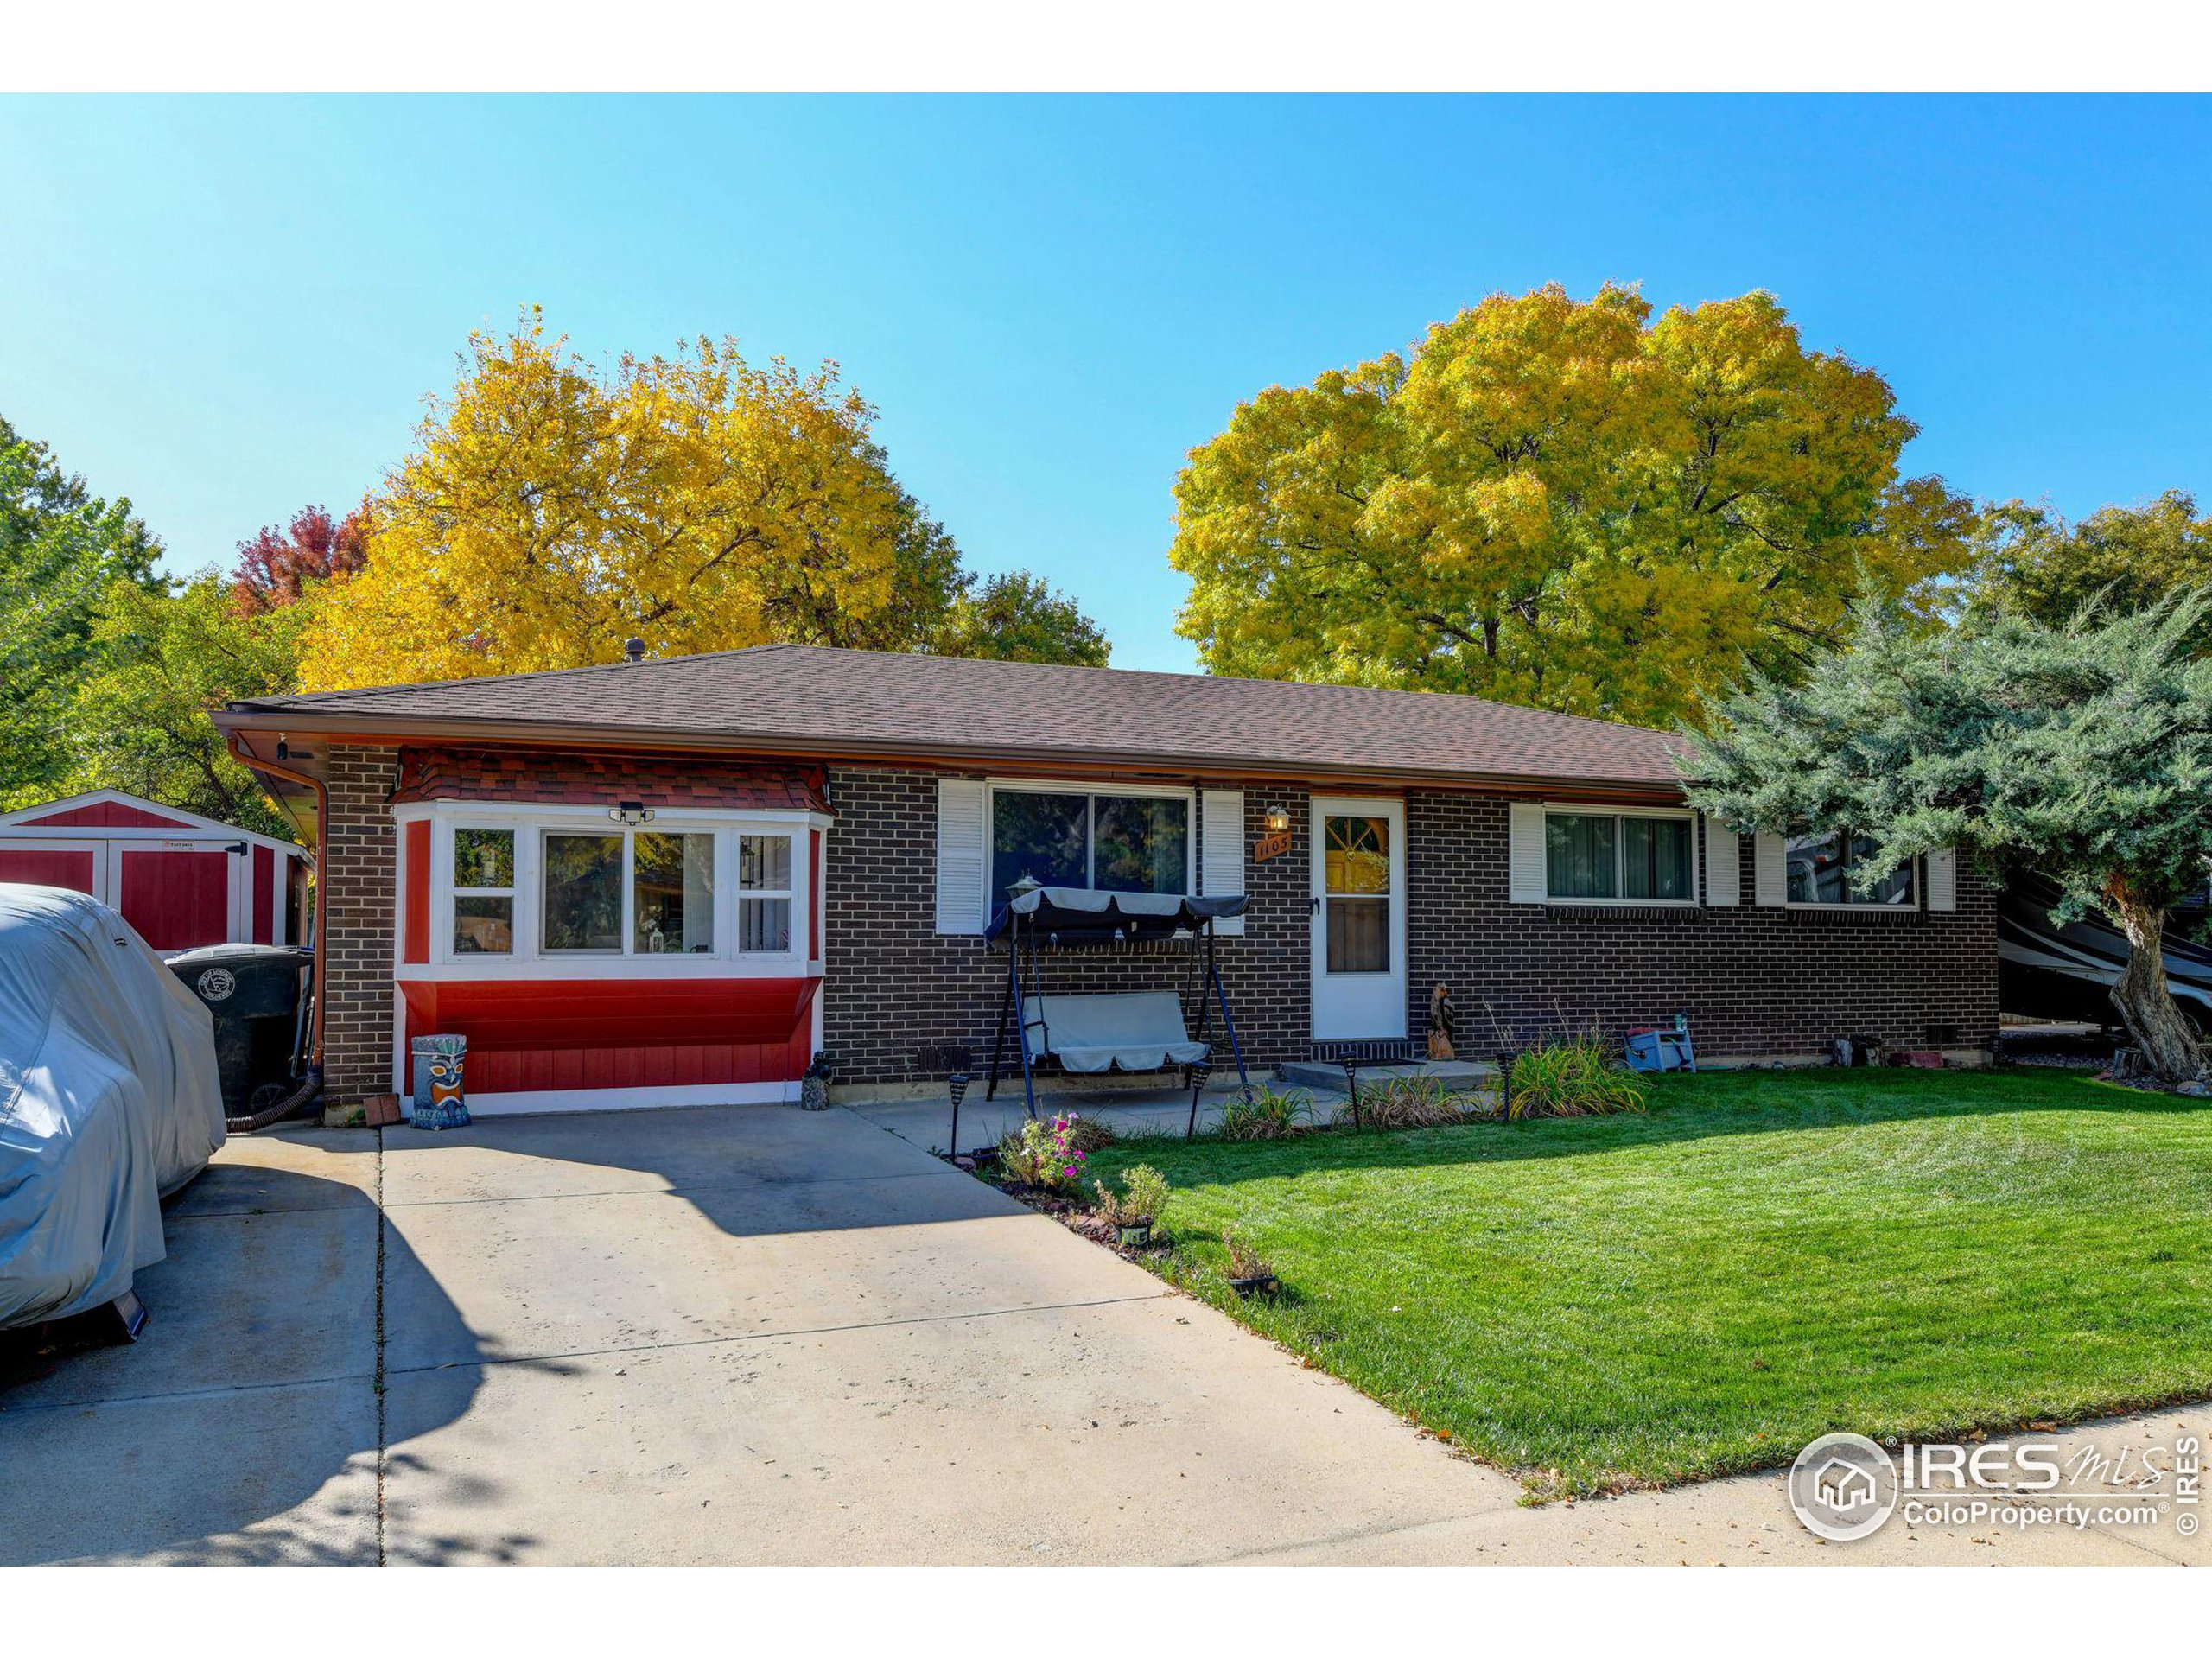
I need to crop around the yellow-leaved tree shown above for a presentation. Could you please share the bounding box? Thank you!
[300,314,1103,689]
[1170,283,1975,728]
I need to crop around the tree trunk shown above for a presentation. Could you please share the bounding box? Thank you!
[2106,884,2209,1084]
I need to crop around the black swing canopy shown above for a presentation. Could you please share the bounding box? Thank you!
[984,886,1249,943]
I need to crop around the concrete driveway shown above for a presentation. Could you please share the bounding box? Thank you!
[0,1103,1510,1564]
[3,1103,2202,1565]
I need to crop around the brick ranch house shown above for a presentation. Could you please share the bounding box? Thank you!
[215,645,1998,1116]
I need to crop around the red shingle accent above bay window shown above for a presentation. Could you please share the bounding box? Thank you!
[390,747,830,814]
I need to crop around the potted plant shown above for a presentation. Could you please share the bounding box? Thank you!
[996,1114,1088,1195]
[1094,1164,1170,1249]
[1222,1227,1277,1298]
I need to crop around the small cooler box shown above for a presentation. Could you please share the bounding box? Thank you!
[1625,1022,1695,1073]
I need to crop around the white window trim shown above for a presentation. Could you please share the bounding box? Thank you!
[1538,803,1701,907]
[448,825,518,960]
[734,830,799,955]
[982,778,1197,923]
[398,801,828,981]
[1781,830,1922,912]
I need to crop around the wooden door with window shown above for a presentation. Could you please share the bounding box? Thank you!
[1309,798,1407,1041]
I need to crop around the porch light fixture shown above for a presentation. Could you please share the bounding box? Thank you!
[607,801,657,826]
[1263,804,1291,834]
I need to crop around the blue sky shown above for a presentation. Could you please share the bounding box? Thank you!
[3,94,2207,672]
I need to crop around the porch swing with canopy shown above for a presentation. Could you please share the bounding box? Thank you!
[982,886,1253,1137]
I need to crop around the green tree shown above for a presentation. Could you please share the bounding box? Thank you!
[60,575,305,840]
[0,415,164,806]
[1170,284,1974,728]
[1681,592,2212,1084]
[1969,490,2212,651]
[931,570,1109,665]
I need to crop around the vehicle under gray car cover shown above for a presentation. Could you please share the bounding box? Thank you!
[0,884,226,1328]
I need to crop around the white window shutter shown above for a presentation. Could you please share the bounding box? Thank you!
[935,779,988,934]
[1753,832,1788,907]
[1509,803,1548,904]
[1704,817,1741,907]
[1926,847,1957,912]
[1199,789,1246,935]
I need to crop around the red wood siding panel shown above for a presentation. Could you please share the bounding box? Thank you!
[402,819,430,965]
[810,828,823,963]
[440,1046,821,1095]
[399,976,815,1049]
[0,848,99,893]
[21,801,189,829]
[251,846,276,944]
[118,847,231,950]
[400,976,817,1093]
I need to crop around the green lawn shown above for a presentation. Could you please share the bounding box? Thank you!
[1083,1067,2212,1499]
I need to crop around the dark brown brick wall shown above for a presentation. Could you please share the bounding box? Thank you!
[1404,791,1999,1059]
[820,770,1999,1084]
[321,743,400,1106]
[820,769,1310,1088]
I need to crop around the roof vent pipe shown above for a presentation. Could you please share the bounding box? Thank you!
[623,637,646,663]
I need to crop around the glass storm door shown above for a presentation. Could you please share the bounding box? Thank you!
[1310,798,1408,1042]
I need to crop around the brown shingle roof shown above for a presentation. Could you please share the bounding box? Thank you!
[227,645,1688,791]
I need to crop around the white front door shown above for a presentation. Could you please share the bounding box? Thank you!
[1310,797,1407,1042]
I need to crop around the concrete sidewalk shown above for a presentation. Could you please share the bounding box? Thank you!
[2,1103,2201,1565]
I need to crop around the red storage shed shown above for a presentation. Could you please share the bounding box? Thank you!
[0,789,309,951]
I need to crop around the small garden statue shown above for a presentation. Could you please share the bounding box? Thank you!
[800,1054,833,1110]
[1427,982,1458,1062]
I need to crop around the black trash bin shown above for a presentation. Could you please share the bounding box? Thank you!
[167,944,314,1121]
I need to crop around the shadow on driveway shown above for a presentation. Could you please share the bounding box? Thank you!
[0,1132,530,1566]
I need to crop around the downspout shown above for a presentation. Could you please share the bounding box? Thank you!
[226,732,329,1106]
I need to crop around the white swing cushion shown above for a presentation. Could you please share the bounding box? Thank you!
[1022,991,1208,1074]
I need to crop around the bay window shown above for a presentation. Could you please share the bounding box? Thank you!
[1544,808,1694,902]
[988,785,1191,903]
[421,810,813,971]
[1785,830,1915,907]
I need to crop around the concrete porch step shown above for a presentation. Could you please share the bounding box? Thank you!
[1279,1058,1498,1093]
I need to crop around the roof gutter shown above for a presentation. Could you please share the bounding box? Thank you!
[213,707,1693,805]
[226,731,328,1077]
